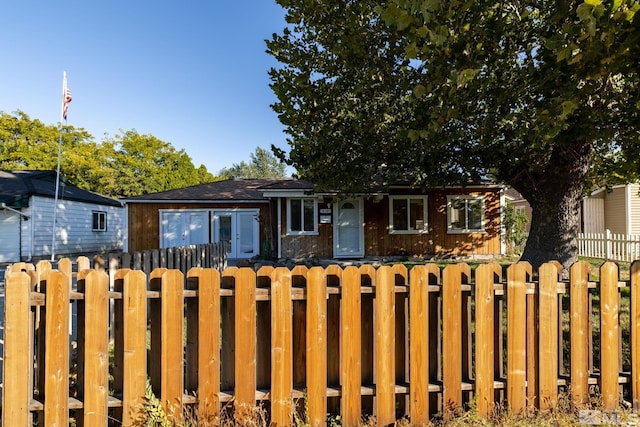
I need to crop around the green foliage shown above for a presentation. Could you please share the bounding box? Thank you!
[0,111,215,198]
[143,381,173,427]
[502,202,529,256]
[267,0,640,269]
[218,146,288,179]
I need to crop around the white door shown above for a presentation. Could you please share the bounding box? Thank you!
[334,199,364,258]
[160,211,209,248]
[212,210,259,259]
[0,210,21,262]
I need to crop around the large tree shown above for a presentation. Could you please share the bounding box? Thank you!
[0,111,215,198]
[218,146,288,179]
[268,0,640,271]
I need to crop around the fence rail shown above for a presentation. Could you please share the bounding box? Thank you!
[2,259,640,426]
[578,230,640,262]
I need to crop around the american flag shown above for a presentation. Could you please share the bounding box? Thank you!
[62,73,72,120]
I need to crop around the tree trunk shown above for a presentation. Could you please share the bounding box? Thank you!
[509,140,592,275]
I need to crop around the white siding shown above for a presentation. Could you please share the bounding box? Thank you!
[0,210,21,262]
[582,197,605,234]
[629,184,640,235]
[604,187,628,235]
[22,196,125,258]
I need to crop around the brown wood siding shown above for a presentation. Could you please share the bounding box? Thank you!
[127,202,270,252]
[364,189,501,257]
[280,189,502,259]
[279,198,333,258]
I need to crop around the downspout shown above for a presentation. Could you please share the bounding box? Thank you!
[277,197,282,259]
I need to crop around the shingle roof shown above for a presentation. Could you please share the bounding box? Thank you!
[0,170,122,208]
[123,178,301,202]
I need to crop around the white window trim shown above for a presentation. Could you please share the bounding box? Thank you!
[287,198,318,235]
[447,195,486,234]
[388,195,429,234]
[92,210,107,232]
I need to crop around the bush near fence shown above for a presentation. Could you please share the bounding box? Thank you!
[2,259,640,426]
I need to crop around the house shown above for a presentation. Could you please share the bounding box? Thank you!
[581,184,640,235]
[124,178,505,260]
[124,178,276,259]
[0,170,126,263]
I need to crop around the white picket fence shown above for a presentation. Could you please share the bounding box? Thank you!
[578,230,640,262]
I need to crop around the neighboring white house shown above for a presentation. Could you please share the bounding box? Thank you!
[582,184,640,235]
[0,170,126,263]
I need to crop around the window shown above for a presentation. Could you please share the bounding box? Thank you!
[287,198,317,234]
[92,211,107,232]
[447,196,485,233]
[389,196,428,234]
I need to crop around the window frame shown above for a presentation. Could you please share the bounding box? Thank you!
[286,198,318,235]
[388,195,429,234]
[447,195,486,234]
[92,210,107,232]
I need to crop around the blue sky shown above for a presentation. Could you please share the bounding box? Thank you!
[0,1,290,175]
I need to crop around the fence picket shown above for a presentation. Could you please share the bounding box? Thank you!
[306,267,327,427]
[442,264,462,416]
[187,268,221,421]
[234,268,257,414]
[409,265,431,424]
[271,268,294,426]
[600,262,620,410]
[538,263,559,409]
[570,261,591,406]
[375,266,396,425]
[341,266,362,427]
[78,271,109,426]
[474,264,496,417]
[44,270,70,426]
[632,261,640,410]
[2,272,31,427]
[507,263,527,412]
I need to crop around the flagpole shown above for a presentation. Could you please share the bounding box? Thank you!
[51,72,68,261]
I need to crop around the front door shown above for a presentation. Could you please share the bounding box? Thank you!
[333,199,364,258]
[212,210,259,259]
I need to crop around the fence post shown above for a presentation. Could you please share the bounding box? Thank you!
[2,272,32,427]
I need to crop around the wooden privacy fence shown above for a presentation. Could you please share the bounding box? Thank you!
[107,242,228,275]
[578,230,640,262]
[3,260,640,426]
